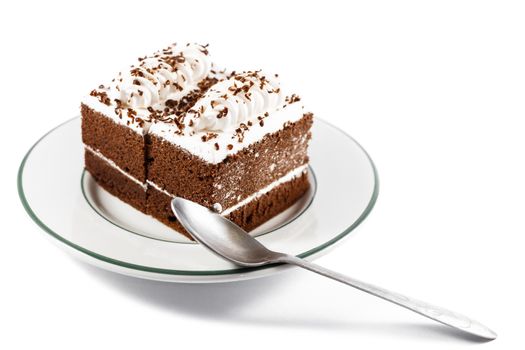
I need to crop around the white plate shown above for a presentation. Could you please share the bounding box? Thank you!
[18,117,378,283]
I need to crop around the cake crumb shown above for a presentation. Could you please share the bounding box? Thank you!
[212,203,223,213]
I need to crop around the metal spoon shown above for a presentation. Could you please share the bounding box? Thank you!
[171,197,497,340]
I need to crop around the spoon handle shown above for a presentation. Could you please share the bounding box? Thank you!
[279,255,496,340]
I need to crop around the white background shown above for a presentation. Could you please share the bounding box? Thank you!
[2,0,524,349]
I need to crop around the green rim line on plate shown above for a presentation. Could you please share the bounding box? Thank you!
[81,165,318,245]
[17,116,380,276]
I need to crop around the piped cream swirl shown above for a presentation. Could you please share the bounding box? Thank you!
[186,71,284,132]
[108,43,211,109]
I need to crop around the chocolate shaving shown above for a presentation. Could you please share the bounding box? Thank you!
[285,94,301,104]
[232,122,250,143]
[216,106,228,119]
[89,90,111,106]
[201,132,218,142]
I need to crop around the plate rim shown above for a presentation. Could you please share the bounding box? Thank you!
[17,116,380,277]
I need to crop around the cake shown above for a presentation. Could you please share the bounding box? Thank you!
[81,43,313,239]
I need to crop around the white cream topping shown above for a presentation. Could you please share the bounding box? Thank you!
[148,102,306,163]
[187,71,283,132]
[82,44,310,164]
[82,43,222,135]
[82,95,147,134]
[109,43,212,109]
[148,70,305,164]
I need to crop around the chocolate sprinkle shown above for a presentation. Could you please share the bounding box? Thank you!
[86,45,305,144]
[89,90,111,106]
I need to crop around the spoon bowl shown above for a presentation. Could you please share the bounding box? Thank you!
[172,197,284,267]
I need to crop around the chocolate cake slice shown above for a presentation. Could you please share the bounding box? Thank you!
[81,43,218,213]
[81,43,313,239]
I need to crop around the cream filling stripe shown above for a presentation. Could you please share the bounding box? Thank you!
[220,165,308,215]
[146,179,173,198]
[85,143,308,215]
[147,165,308,216]
[84,145,148,191]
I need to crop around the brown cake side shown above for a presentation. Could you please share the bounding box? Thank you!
[81,103,146,182]
[147,113,313,209]
[147,170,310,237]
[226,171,310,232]
[84,149,147,212]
